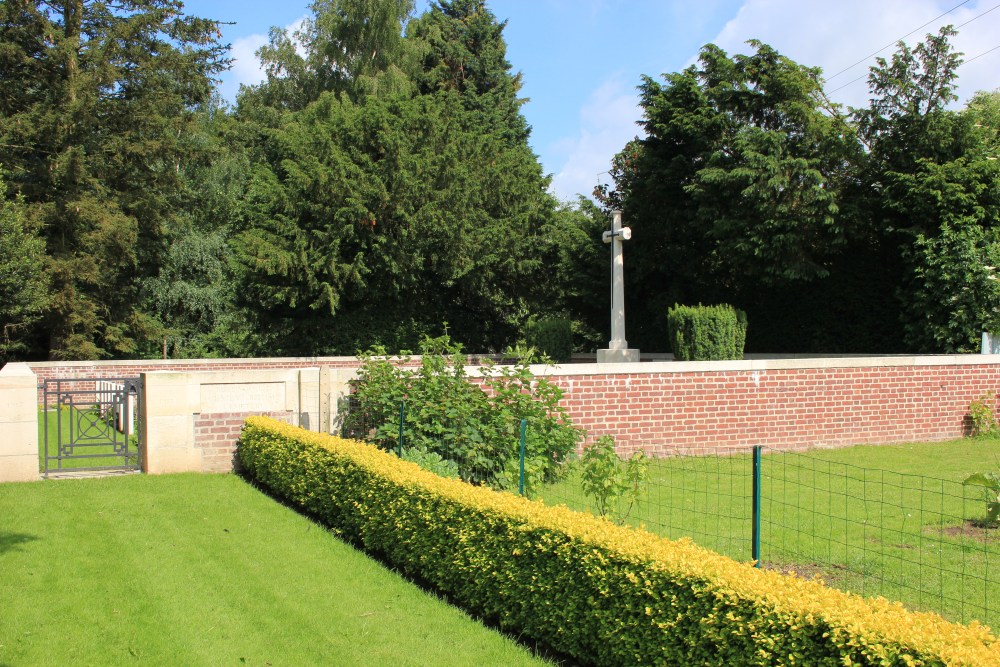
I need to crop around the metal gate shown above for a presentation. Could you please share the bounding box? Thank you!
[41,377,142,476]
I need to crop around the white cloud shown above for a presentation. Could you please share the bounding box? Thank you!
[706,0,999,109]
[548,76,642,202]
[217,17,308,103]
[547,1,999,202]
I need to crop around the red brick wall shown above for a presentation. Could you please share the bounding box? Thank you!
[548,363,1000,455]
[193,410,293,473]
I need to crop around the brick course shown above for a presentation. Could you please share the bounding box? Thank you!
[193,410,293,472]
[547,364,1000,455]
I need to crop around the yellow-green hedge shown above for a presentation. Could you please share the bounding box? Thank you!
[237,416,1000,666]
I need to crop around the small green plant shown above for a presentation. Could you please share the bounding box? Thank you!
[579,435,648,524]
[963,471,1000,526]
[968,392,998,437]
[496,453,549,499]
[401,447,460,479]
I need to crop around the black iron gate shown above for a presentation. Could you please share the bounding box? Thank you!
[41,377,143,476]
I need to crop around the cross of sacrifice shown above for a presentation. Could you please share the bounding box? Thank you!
[597,210,640,364]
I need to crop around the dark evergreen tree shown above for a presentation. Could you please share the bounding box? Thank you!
[854,27,1000,352]
[0,0,228,359]
[600,40,862,351]
[229,0,569,354]
[0,174,48,361]
[599,28,1000,354]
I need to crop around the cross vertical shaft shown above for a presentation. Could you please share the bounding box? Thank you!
[609,210,628,350]
[597,210,639,364]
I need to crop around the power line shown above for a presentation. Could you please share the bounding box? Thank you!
[826,3,1000,97]
[956,2,1000,28]
[964,42,1000,64]
[828,37,1000,97]
[825,0,971,81]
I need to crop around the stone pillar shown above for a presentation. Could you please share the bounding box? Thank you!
[0,363,41,482]
[319,366,332,433]
[141,371,202,474]
[597,210,640,363]
[327,368,358,434]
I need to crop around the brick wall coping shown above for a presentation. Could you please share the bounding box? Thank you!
[522,354,1000,378]
[25,355,360,369]
[20,353,1000,377]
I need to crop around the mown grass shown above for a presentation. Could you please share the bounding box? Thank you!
[541,437,1000,629]
[0,474,552,666]
[37,406,139,472]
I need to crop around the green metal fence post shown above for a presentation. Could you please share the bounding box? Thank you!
[397,402,405,457]
[518,418,527,496]
[752,445,762,567]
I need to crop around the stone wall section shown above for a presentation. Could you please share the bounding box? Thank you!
[0,363,41,482]
[29,357,364,405]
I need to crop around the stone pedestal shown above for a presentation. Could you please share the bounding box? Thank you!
[597,348,640,364]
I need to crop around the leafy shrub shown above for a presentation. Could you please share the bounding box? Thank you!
[969,392,999,437]
[964,471,1000,526]
[343,334,582,488]
[238,418,1000,667]
[580,435,648,524]
[667,303,748,361]
[525,317,573,363]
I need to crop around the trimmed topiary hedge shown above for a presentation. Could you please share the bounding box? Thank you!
[667,303,748,361]
[525,317,573,363]
[237,417,1000,666]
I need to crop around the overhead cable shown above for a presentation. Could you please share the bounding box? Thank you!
[825,0,972,80]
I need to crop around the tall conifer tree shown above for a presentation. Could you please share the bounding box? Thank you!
[0,0,228,359]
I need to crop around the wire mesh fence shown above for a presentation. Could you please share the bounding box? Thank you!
[539,445,1000,628]
[337,397,1000,628]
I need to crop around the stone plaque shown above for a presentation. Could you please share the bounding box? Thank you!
[200,382,285,413]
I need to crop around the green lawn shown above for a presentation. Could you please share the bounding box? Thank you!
[0,474,551,666]
[38,406,139,473]
[541,437,1000,629]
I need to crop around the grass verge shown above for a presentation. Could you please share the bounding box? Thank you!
[541,437,1000,628]
[0,473,551,666]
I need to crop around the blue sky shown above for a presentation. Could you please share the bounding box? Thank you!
[181,0,999,202]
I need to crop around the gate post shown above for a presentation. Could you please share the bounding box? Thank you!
[140,371,202,474]
[0,363,41,482]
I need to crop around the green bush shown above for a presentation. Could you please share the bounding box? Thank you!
[525,317,573,363]
[667,303,748,361]
[342,334,582,490]
[238,418,1000,667]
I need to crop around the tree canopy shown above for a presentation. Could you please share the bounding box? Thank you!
[0,0,228,359]
[1,4,996,361]
[599,26,1000,353]
[225,0,564,355]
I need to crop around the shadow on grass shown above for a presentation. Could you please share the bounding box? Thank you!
[0,532,39,555]
[232,469,581,667]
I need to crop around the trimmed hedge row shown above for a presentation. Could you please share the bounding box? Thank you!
[526,317,574,363]
[237,417,1000,666]
[667,303,748,361]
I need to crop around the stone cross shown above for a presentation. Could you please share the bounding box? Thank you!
[597,210,639,363]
